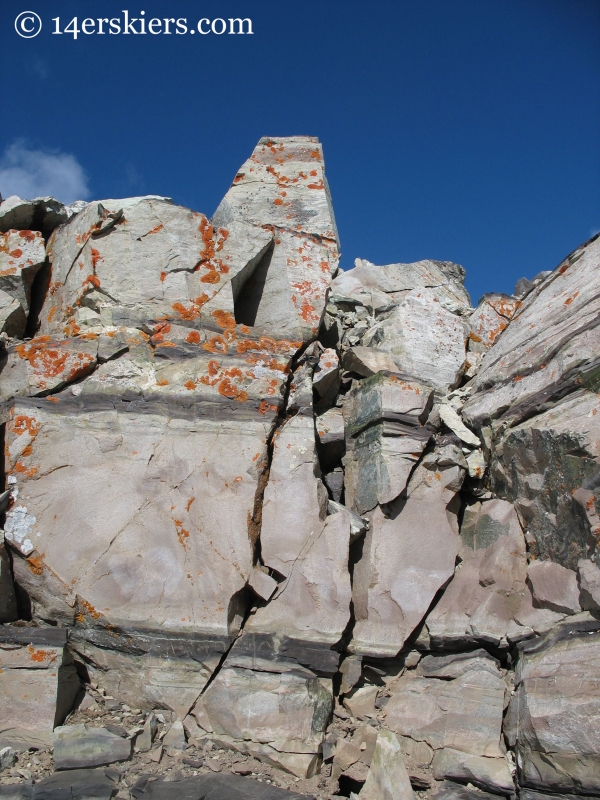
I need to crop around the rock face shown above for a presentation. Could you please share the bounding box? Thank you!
[506,618,600,794]
[0,627,80,748]
[1,140,599,799]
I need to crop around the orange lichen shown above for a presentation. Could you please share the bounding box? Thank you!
[186,330,201,344]
[78,599,101,620]
[27,556,45,575]
[184,379,196,391]
[186,496,196,511]
[174,519,190,550]
[211,310,236,329]
[28,646,53,662]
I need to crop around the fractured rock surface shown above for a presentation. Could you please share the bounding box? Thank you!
[1,140,600,800]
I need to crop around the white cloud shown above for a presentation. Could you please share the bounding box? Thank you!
[0,141,90,204]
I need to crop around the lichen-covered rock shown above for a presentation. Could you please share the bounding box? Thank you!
[0,627,79,749]
[468,293,520,353]
[1,137,339,715]
[0,229,46,336]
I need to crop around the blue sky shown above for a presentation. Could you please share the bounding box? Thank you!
[1,0,599,304]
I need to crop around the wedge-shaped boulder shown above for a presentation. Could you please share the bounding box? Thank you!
[526,559,581,614]
[468,293,520,353]
[359,729,415,800]
[342,346,404,378]
[362,289,468,393]
[349,447,464,657]
[191,666,332,778]
[212,136,340,341]
[489,389,600,569]
[425,499,528,647]
[463,233,600,429]
[506,617,600,794]
[0,627,79,749]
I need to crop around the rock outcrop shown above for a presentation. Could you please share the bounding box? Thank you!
[1,138,599,800]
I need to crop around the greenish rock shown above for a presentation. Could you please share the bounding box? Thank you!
[52,724,132,770]
[490,391,600,570]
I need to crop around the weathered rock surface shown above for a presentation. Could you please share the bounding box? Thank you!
[0,195,80,237]
[425,499,528,647]
[0,627,79,748]
[361,290,467,393]
[489,389,600,569]
[343,372,432,514]
[578,558,600,610]
[526,559,581,614]
[333,258,471,316]
[463,233,600,429]
[506,618,600,794]
[52,724,132,769]
[191,665,331,777]
[350,447,463,657]
[0,229,45,337]
[384,652,509,793]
